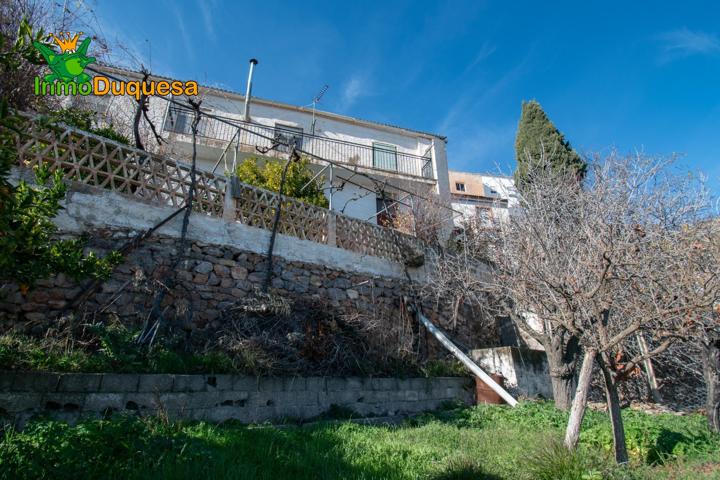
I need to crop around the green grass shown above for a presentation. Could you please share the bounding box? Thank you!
[1,402,718,480]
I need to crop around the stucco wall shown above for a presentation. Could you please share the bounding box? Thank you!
[471,347,553,400]
[0,372,474,428]
[449,172,517,227]
[85,66,450,215]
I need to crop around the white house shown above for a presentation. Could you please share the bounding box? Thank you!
[85,65,451,227]
[448,170,517,228]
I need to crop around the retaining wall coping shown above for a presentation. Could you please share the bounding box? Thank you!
[0,371,471,393]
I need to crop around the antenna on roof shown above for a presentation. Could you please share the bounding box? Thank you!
[310,84,329,136]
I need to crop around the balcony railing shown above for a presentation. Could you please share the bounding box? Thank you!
[163,106,435,179]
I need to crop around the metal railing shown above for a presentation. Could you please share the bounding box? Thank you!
[163,106,435,179]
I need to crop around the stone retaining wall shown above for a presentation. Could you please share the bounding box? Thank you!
[0,176,495,351]
[0,372,473,427]
[0,229,494,357]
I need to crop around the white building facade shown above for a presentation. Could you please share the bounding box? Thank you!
[88,66,451,227]
[448,171,517,228]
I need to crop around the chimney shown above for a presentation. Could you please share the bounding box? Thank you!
[243,58,258,121]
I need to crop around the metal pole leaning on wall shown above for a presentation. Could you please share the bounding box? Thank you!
[407,301,518,407]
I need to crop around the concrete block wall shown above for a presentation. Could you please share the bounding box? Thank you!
[0,372,473,428]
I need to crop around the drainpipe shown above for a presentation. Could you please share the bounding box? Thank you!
[242,58,258,121]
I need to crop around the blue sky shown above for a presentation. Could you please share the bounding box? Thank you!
[90,0,720,191]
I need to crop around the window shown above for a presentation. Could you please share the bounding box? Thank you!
[372,142,398,171]
[274,124,303,152]
[455,182,466,192]
[164,106,191,134]
[164,106,213,136]
[421,156,433,178]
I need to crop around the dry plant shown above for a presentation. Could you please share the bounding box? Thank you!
[483,153,718,462]
[209,288,422,376]
[392,185,452,247]
[1,0,120,111]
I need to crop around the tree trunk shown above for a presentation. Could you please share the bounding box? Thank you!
[702,334,720,433]
[598,353,629,464]
[564,348,596,450]
[544,331,580,410]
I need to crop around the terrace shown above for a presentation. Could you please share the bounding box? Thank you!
[7,113,423,264]
[163,106,435,180]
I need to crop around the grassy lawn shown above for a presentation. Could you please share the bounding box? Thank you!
[1,402,718,479]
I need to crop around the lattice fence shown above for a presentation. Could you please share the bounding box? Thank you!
[232,180,329,244]
[336,214,423,263]
[8,114,226,217]
[6,113,425,264]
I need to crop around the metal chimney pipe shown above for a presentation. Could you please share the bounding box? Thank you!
[243,58,258,121]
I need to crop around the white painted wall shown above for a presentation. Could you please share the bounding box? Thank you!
[450,173,518,227]
[483,175,518,209]
[326,176,378,222]
[197,92,434,158]
[83,66,450,227]
[471,347,553,399]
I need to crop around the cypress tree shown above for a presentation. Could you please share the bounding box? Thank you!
[514,100,586,189]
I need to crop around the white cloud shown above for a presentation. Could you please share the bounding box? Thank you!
[197,0,217,43]
[338,74,370,111]
[446,123,516,173]
[170,4,194,60]
[464,42,496,73]
[437,52,531,134]
[657,28,720,62]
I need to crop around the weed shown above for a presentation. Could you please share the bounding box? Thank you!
[1,403,718,479]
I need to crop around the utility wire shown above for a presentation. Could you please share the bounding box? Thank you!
[85,65,470,220]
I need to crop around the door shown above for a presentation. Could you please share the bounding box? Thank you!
[274,124,304,152]
[372,142,397,171]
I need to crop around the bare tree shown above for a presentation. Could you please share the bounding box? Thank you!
[685,221,720,432]
[702,309,720,433]
[485,153,718,463]
[485,161,585,411]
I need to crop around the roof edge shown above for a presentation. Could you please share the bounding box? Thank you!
[95,63,448,141]
[449,169,514,180]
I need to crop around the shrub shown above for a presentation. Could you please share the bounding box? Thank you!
[421,358,467,377]
[235,156,329,208]
[46,108,130,144]
[0,107,122,290]
[0,323,245,375]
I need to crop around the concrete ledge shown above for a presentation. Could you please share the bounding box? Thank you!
[0,372,473,428]
[53,185,427,281]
